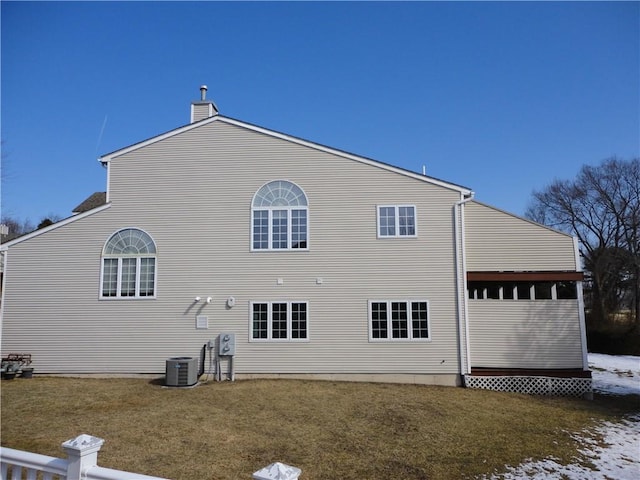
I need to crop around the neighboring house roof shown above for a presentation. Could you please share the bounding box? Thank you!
[72,192,107,214]
[98,115,474,196]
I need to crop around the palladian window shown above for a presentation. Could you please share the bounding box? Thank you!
[252,180,308,250]
[101,228,157,298]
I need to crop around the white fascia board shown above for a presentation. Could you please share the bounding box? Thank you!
[0,204,111,251]
[98,116,220,163]
[220,117,473,195]
[469,199,575,238]
[97,115,472,195]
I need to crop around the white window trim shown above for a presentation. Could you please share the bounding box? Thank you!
[99,227,158,300]
[368,299,431,342]
[99,256,157,300]
[376,205,418,238]
[249,301,310,342]
[250,206,310,252]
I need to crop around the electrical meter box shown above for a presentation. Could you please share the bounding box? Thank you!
[218,333,236,356]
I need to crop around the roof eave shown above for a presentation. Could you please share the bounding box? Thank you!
[219,117,473,194]
[97,115,472,194]
[469,199,576,239]
[0,204,111,251]
[98,115,220,164]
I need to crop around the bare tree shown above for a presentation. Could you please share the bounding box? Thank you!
[0,216,35,243]
[37,215,62,230]
[526,157,640,329]
[0,214,64,243]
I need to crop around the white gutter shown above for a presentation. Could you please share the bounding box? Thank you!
[454,192,475,376]
[573,236,590,371]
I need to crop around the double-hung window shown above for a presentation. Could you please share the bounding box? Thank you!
[251,301,308,341]
[252,180,308,250]
[377,205,416,238]
[369,300,430,341]
[101,228,157,299]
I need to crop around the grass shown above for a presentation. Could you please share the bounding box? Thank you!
[1,377,638,480]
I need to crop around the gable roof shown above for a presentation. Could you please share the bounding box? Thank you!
[99,115,473,195]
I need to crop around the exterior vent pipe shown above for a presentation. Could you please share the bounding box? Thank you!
[190,84,218,123]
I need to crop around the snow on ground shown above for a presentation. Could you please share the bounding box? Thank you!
[590,354,640,396]
[485,354,640,479]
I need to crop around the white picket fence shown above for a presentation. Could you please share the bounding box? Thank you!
[0,434,301,480]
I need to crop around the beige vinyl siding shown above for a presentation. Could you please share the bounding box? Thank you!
[467,300,584,369]
[465,201,577,272]
[2,121,463,376]
[191,103,212,123]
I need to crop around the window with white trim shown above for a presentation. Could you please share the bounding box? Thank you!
[252,180,308,250]
[369,300,430,341]
[101,228,156,298]
[251,301,308,341]
[377,205,416,237]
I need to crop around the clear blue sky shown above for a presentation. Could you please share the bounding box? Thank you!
[2,1,638,224]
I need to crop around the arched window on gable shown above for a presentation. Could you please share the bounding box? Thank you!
[252,180,308,250]
[101,228,157,298]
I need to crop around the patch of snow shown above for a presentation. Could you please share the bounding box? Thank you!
[589,354,640,396]
[483,354,640,479]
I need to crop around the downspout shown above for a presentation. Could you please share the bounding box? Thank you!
[573,237,590,372]
[454,192,474,378]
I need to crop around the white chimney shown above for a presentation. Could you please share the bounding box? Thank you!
[190,85,218,123]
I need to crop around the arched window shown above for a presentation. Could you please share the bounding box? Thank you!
[101,228,157,298]
[252,180,308,250]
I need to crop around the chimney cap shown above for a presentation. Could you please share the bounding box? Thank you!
[200,85,208,101]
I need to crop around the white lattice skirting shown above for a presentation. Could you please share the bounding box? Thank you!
[464,375,592,397]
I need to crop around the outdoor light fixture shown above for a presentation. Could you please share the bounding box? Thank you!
[194,296,201,302]
[206,297,212,304]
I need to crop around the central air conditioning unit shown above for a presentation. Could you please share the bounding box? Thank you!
[165,356,198,387]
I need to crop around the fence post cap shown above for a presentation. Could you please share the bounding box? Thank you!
[62,434,105,454]
[252,462,301,480]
